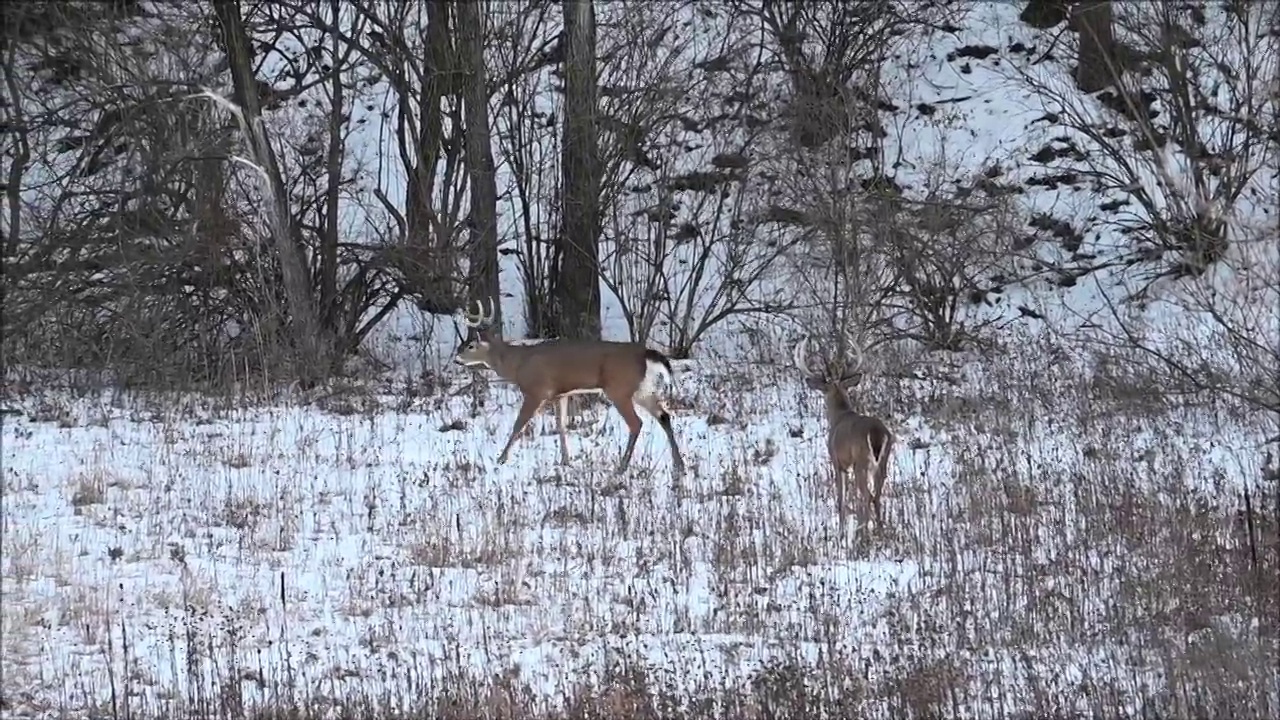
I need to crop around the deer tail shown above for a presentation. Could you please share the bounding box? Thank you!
[642,348,676,390]
[868,426,890,467]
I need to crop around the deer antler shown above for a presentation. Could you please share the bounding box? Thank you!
[841,330,868,386]
[462,297,496,329]
[793,337,826,382]
[848,333,865,373]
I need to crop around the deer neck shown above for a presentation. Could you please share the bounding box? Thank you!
[484,336,518,378]
[824,386,857,420]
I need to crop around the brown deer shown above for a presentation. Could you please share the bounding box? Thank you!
[455,298,686,477]
[793,336,894,530]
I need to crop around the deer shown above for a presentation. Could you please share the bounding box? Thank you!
[454,297,686,478]
[793,336,894,531]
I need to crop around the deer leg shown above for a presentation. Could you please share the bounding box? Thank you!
[609,394,644,474]
[866,460,883,528]
[497,395,544,465]
[845,459,870,526]
[870,441,892,528]
[636,396,684,477]
[555,395,571,466]
[835,467,849,535]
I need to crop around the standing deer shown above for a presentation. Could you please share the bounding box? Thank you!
[454,298,686,477]
[794,336,894,531]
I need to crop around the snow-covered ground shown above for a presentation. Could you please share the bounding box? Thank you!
[2,340,1275,718]
[3,1,1277,718]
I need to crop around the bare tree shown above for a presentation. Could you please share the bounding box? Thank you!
[455,0,501,330]
[1090,235,1279,419]
[485,0,608,341]
[883,196,1022,352]
[1003,2,1279,415]
[487,1,561,338]
[487,0,790,355]
[3,0,410,387]
[1072,0,1118,93]
[1007,1,1277,293]
[776,146,902,358]
[595,1,798,357]
[0,7,30,277]
[748,0,912,354]
[556,0,603,339]
[2,2,269,384]
[211,0,331,384]
[299,0,471,316]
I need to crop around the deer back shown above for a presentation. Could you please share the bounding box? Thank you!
[824,385,891,468]
[489,339,649,398]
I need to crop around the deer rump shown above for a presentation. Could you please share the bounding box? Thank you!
[513,340,674,400]
[866,424,890,467]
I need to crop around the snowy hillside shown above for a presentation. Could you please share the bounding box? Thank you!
[2,2,1277,719]
[355,0,1277,379]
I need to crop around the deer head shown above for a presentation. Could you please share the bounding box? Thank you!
[792,336,866,399]
[456,298,501,368]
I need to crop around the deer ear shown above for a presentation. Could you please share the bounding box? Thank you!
[804,375,827,390]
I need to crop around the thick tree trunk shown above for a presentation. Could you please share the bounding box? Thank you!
[401,0,456,314]
[1019,0,1070,29]
[556,0,602,340]
[1072,0,1117,93]
[211,0,329,385]
[318,0,345,337]
[1,23,29,260]
[455,0,501,330]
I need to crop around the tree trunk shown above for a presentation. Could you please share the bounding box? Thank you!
[211,0,329,385]
[1,22,30,260]
[1019,0,1070,29]
[1072,0,1117,93]
[455,0,501,330]
[401,0,457,314]
[318,0,345,338]
[556,0,602,340]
